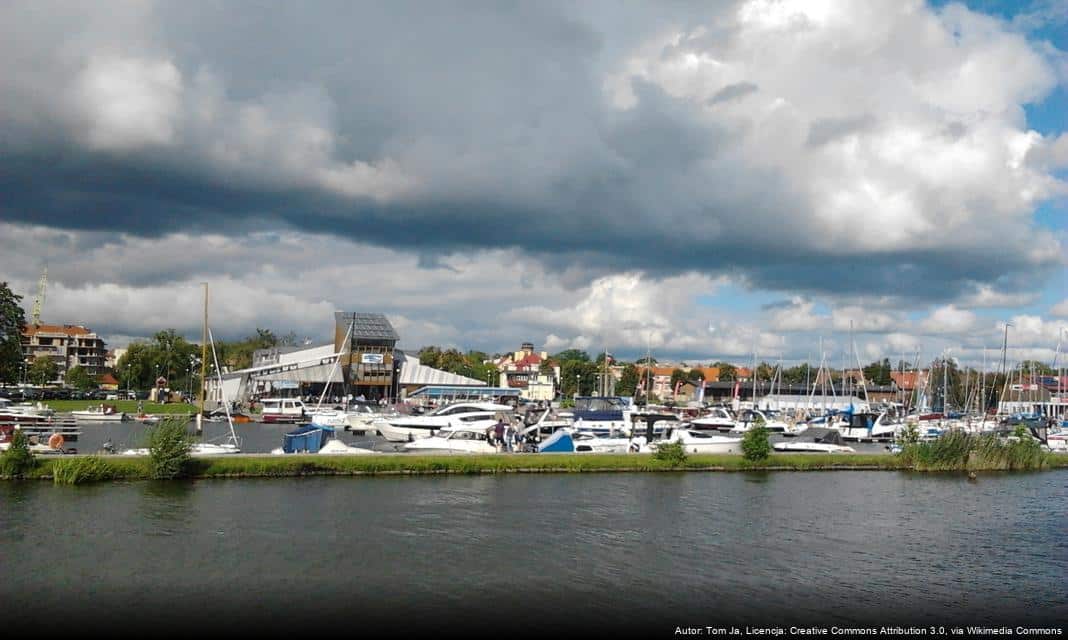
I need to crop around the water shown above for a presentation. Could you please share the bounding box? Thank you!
[2,472,1065,634]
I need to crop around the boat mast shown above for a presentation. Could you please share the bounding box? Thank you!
[197,282,208,433]
[208,327,238,446]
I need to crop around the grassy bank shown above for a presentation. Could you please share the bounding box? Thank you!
[14,452,1068,483]
[44,400,199,415]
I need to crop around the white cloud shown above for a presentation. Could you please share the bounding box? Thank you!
[1052,299,1068,317]
[919,305,977,335]
[76,56,182,150]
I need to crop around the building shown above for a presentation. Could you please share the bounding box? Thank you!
[21,323,107,383]
[104,347,127,370]
[205,311,487,408]
[495,342,558,401]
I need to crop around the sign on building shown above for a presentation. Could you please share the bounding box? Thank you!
[361,353,385,365]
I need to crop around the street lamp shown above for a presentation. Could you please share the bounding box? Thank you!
[575,374,580,401]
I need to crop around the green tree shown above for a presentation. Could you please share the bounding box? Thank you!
[782,363,812,385]
[27,357,58,385]
[712,362,738,381]
[669,368,688,389]
[553,349,590,363]
[0,282,26,383]
[686,369,706,382]
[741,423,771,461]
[755,361,776,381]
[615,363,640,396]
[0,429,35,477]
[64,365,96,391]
[560,360,599,397]
[635,356,657,365]
[1018,360,1054,376]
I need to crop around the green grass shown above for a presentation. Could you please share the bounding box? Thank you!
[43,400,199,415]
[898,431,1053,472]
[12,452,1068,483]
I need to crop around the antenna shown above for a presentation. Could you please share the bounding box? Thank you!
[31,266,47,326]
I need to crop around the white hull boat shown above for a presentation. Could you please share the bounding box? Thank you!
[773,427,855,453]
[72,408,128,422]
[645,429,743,455]
[377,402,514,442]
[402,425,499,454]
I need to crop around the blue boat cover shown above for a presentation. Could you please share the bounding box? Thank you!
[538,430,575,453]
[282,424,335,453]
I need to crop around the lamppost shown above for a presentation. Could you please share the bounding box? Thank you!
[575,374,580,401]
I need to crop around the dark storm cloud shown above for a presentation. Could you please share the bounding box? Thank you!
[0,0,1063,305]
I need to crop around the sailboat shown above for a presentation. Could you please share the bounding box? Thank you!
[121,284,240,456]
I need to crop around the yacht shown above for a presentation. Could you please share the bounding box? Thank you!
[643,428,743,455]
[689,406,737,432]
[71,403,128,422]
[730,409,803,436]
[374,402,514,442]
[773,427,856,453]
[835,411,899,442]
[402,424,498,455]
[537,428,637,454]
[259,398,308,423]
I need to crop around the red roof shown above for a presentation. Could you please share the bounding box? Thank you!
[513,353,543,368]
[97,373,119,385]
[22,323,93,337]
[890,371,928,391]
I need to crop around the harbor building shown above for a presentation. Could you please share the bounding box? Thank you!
[20,323,107,383]
[205,311,487,408]
[495,342,558,401]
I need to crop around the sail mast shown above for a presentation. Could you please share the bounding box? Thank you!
[197,282,208,433]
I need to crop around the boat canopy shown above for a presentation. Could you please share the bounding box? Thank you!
[282,424,336,453]
[538,430,575,453]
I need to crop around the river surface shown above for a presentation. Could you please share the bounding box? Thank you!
[2,471,1065,635]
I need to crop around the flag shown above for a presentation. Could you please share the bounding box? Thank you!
[733,380,741,398]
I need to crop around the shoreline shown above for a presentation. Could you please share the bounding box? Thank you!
[5,452,1068,482]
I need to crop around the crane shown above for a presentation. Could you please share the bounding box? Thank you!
[30,266,47,326]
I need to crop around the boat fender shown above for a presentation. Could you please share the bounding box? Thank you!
[629,442,640,453]
[48,433,65,449]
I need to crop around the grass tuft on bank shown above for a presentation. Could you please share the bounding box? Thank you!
[44,400,199,415]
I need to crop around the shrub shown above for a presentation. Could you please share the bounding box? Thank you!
[742,425,771,462]
[653,441,687,466]
[147,416,193,480]
[897,421,920,446]
[52,456,117,485]
[0,430,36,478]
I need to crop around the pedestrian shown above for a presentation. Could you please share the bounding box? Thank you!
[493,418,506,452]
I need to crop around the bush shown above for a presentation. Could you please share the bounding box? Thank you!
[52,456,117,485]
[0,430,36,477]
[147,416,193,480]
[901,429,1047,471]
[741,425,771,462]
[653,441,687,466]
[897,421,920,446]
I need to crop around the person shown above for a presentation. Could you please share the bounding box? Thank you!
[493,418,506,452]
[137,400,144,416]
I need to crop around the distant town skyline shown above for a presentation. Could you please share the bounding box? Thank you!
[1,1,1065,367]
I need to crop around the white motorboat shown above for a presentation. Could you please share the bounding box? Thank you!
[259,398,307,423]
[402,424,499,454]
[773,427,856,453]
[836,410,899,441]
[375,402,514,442]
[71,404,128,422]
[309,408,349,428]
[690,406,737,432]
[730,409,803,436]
[644,428,743,455]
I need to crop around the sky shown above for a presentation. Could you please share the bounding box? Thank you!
[1,0,1066,369]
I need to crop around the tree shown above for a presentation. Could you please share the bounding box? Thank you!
[755,361,776,381]
[669,368,688,389]
[1018,360,1054,376]
[712,362,738,381]
[782,363,812,385]
[0,282,26,384]
[741,423,771,461]
[27,357,58,385]
[64,365,95,391]
[635,356,657,365]
[553,349,590,363]
[686,369,706,382]
[0,429,35,477]
[615,364,640,396]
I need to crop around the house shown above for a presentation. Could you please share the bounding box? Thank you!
[495,342,558,401]
[97,373,120,391]
[21,323,108,383]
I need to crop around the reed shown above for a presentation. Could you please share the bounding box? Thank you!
[17,451,1068,483]
[900,431,1049,472]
